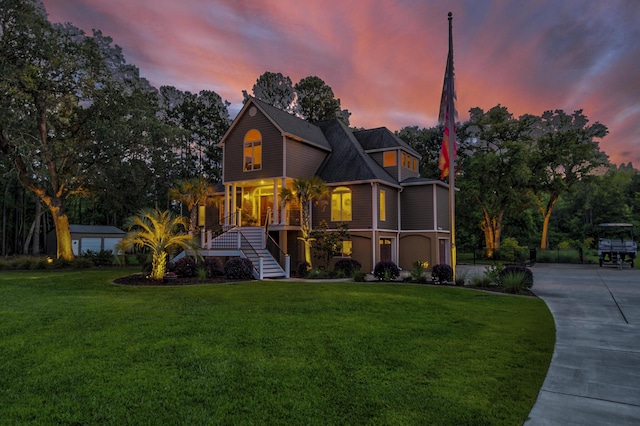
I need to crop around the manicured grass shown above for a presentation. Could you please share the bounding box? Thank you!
[0,268,554,425]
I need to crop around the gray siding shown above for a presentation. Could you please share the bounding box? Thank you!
[223,108,283,183]
[313,183,373,229]
[401,185,435,230]
[285,137,328,178]
[378,184,398,230]
[436,185,450,231]
[369,151,402,180]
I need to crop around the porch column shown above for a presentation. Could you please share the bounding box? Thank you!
[273,179,279,224]
[224,184,230,226]
[280,178,287,225]
[231,183,237,226]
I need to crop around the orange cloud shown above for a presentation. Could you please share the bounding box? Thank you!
[42,0,640,166]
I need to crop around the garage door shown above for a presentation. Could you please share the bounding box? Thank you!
[80,237,101,253]
[104,237,123,254]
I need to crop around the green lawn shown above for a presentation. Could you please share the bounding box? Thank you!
[0,268,554,425]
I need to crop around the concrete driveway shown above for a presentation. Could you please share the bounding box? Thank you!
[517,264,640,425]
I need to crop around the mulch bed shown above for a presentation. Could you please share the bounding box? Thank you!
[113,274,536,296]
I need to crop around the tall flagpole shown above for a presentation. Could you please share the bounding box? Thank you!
[447,12,457,281]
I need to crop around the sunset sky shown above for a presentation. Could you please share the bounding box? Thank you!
[41,0,640,166]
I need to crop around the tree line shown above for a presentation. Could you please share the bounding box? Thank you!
[1,0,638,259]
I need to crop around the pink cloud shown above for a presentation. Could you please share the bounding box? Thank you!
[42,0,640,166]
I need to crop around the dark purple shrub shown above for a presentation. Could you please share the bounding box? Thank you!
[373,261,400,281]
[174,256,198,277]
[432,264,453,283]
[224,257,254,280]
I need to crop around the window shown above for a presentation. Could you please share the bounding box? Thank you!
[402,152,407,167]
[244,129,262,171]
[383,151,396,167]
[379,190,386,221]
[331,186,352,221]
[339,240,352,256]
[198,205,206,227]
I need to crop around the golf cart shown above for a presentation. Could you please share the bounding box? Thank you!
[597,223,637,268]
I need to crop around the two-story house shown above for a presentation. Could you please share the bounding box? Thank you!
[199,97,452,278]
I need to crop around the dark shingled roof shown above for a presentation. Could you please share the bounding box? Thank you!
[400,176,452,190]
[353,127,421,158]
[251,98,331,151]
[315,119,398,186]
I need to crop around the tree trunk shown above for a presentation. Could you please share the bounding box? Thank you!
[49,203,74,260]
[33,198,41,255]
[150,251,168,280]
[482,208,504,259]
[540,194,559,250]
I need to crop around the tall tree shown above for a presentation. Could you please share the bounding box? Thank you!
[531,109,608,249]
[0,1,105,259]
[457,106,533,258]
[0,1,171,258]
[242,71,295,112]
[159,86,231,181]
[294,76,350,125]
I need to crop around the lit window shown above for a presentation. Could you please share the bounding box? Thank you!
[340,240,353,256]
[198,205,206,227]
[402,152,407,167]
[379,190,386,221]
[414,158,418,171]
[383,151,396,167]
[331,186,352,221]
[244,129,262,171]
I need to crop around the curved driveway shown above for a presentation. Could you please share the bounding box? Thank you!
[522,264,640,425]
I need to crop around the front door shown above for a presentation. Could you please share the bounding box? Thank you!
[380,238,393,262]
[260,195,273,226]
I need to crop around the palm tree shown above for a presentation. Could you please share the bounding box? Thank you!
[168,177,215,233]
[280,176,329,267]
[118,208,200,280]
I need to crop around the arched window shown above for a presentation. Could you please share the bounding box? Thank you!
[331,186,352,221]
[244,129,262,171]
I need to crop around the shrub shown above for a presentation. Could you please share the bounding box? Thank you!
[82,250,114,266]
[373,261,400,281]
[307,268,330,279]
[431,264,453,283]
[224,257,254,280]
[455,270,467,286]
[500,272,526,293]
[352,271,366,282]
[410,260,429,283]
[483,262,504,285]
[499,265,533,290]
[296,261,311,278]
[334,259,361,277]
[203,257,224,277]
[174,257,198,277]
[70,257,94,269]
[469,273,492,287]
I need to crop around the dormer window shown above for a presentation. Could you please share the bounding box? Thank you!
[244,129,262,171]
[383,151,396,167]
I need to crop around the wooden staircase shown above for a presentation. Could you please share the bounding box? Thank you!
[199,227,288,279]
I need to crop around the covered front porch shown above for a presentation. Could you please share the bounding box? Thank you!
[221,178,301,230]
